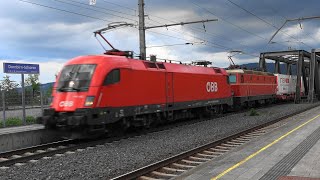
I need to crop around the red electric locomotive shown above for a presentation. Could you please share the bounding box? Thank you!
[41,55,233,135]
[227,69,277,106]
[39,27,281,137]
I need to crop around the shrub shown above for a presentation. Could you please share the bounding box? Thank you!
[26,116,36,124]
[5,117,22,127]
[0,116,37,128]
[249,108,259,116]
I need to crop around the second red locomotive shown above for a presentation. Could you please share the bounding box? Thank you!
[227,69,277,106]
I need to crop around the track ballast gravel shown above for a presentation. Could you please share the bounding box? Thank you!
[1,103,319,180]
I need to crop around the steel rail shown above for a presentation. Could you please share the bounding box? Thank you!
[0,137,117,167]
[0,139,77,158]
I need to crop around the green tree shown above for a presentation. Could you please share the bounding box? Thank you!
[25,74,40,97]
[0,75,19,91]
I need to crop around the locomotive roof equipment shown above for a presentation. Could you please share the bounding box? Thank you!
[94,22,135,58]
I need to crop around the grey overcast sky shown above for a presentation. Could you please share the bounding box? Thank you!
[1,0,320,83]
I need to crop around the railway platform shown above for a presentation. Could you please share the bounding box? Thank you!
[0,124,60,153]
[179,106,320,180]
[0,124,44,135]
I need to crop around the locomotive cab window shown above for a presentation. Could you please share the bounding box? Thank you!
[57,64,96,92]
[228,75,237,83]
[104,69,120,85]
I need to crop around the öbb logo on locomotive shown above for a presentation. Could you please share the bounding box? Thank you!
[59,101,74,107]
[206,82,218,92]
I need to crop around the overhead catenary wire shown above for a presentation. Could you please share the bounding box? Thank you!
[143,15,254,54]
[226,0,313,49]
[258,2,314,48]
[146,29,258,58]
[146,29,230,50]
[147,42,201,48]
[18,0,231,54]
[192,2,287,51]
[18,0,258,60]
[18,0,114,23]
[143,1,278,56]
[59,0,137,17]
[100,0,137,12]
[192,2,268,41]
[51,0,138,23]
[144,6,254,52]
[263,1,318,46]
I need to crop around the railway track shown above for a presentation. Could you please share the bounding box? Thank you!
[111,104,318,180]
[0,136,124,168]
[0,139,80,167]
[0,130,150,168]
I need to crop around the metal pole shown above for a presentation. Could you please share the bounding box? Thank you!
[295,52,303,104]
[309,49,315,103]
[275,60,280,74]
[2,91,5,127]
[40,88,44,114]
[21,74,26,125]
[286,63,292,75]
[138,0,146,60]
[259,53,266,71]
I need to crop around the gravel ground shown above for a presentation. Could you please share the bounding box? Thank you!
[1,103,319,180]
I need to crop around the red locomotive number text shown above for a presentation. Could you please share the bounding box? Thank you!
[206,82,218,92]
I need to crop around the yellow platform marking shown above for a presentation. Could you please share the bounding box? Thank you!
[211,113,320,180]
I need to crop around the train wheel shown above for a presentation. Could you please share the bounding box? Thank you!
[218,104,228,114]
[248,101,255,108]
[107,121,126,137]
[121,118,131,131]
[144,115,152,129]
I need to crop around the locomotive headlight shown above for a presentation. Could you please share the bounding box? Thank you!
[84,96,95,106]
[69,80,75,87]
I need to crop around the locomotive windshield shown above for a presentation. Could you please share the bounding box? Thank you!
[57,64,96,92]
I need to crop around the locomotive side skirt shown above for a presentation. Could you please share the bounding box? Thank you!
[233,94,276,104]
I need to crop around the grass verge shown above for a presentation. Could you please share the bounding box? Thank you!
[0,116,37,128]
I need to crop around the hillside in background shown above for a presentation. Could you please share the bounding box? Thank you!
[16,82,54,93]
[40,82,54,91]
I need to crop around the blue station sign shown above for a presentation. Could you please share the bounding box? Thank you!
[3,63,40,74]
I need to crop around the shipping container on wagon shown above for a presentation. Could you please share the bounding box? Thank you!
[275,74,305,100]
